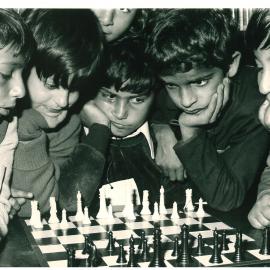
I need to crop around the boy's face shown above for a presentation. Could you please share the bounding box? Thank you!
[161,67,225,115]
[254,48,270,96]
[94,85,154,137]
[0,45,26,118]
[26,67,79,128]
[92,9,136,42]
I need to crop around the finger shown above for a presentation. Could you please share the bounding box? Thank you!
[263,104,270,130]
[15,198,26,207]
[175,168,184,182]
[0,217,8,237]
[202,93,218,124]
[0,205,9,226]
[222,77,230,108]
[168,170,177,181]
[258,100,269,126]
[254,211,270,228]
[209,84,224,123]
[0,197,11,208]
[11,188,33,199]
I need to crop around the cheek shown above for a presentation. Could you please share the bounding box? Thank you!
[69,92,79,106]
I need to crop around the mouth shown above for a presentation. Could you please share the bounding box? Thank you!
[111,122,129,129]
[183,108,204,115]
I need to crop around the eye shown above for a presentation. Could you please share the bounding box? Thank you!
[101,91,116,102]
[0,72,12,82]
[119,8,130,13]
[130,96,146,104]
[165,83,178,91]
[192,79,208,87]
[45,82,57,90]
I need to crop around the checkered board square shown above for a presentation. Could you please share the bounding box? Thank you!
[20,208,270,267]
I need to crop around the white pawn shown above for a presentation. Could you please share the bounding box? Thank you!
[82,207,91,225]
[60,209,69,229]
[171,202,180,220]
[140,190,151,215]
[96,187,109,219]
[159,186,167,215]
[107,204,114,220]
[48,197,59,224]
[152,202,160,221]
[75,191,84,222]
[196,198,206,217]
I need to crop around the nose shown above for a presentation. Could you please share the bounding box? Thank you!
[112,99,128,120]
[259,70,270,95]
[100,10,114,26]
[55,90,69,109]
[9,74,25,99]
[180,87,197,108]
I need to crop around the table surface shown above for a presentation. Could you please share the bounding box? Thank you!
[0,204,267,267]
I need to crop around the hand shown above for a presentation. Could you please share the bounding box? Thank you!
[8,188,33,219]
[80,100,110,128]
[179,77,230,140]
[0,203,9,239]
[248,193,270,229]
[258,98,270,130]
[152,124,185,181]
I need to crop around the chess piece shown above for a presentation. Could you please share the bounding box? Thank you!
[66,248,76,267]
[126,202,136,221]
[152,202,160,221]
[138,231,146,249]
[172,237,180,257]
[171,201,180,220]
[140,190,151,215]
[30,200,43,229]
[82,206,91,225]
[149,226,166,267]
[60,209,69,229]
[176,224,191,266]
[48,196,59,224]
[209,229,223,264]
[140,238,150,262]
[233,230,244,262]
[116,243,127,264]
[220,230,229,251]
[75,191,84,222]
[86,242,101,267]
[196,198,206,217]
[196,233,204,256]
[184,188,195,212]
[159,185,167,215]
[106,231,116,253]
[260,227,270,255]
[82,235,92,255]
[107,204,114,220]
[96,187,109,219]
[127,240,139,267]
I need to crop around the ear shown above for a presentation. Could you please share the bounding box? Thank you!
[227,51,241,78]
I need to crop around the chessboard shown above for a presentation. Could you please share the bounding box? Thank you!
[20,206,270,267]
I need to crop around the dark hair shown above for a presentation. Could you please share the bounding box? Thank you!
[0,8,35,62]
[21,9,104,93]
[147,9,238,76]
[101,37,160,95]
[245,9,270,51]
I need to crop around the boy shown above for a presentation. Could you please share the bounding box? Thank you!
[59,38,163,214]
[146,9,270,211]
[0,8,35,237]
[245,9,270,229]
[11,9,104,217]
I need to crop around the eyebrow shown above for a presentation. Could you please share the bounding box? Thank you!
[187,72,214,84]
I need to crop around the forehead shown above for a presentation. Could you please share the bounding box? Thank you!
[100,86,149,98]
[0,45,25,67]
[161,67,222,84]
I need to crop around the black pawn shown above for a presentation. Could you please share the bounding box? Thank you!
[106,231,116,253]
[209,230,223,264]
[220,230,229,251]
[127,241,139,267]
[172,237,180,257]
[140,238,150,262]
[233,231,244,262]
[138,231,146,249]
[260,227,270,255]
[116,243,127,264]
[66,248,76,267]
[196,234,204,256]
[176,224,191,266]
[82,235,92,254]
[149,226,166,267]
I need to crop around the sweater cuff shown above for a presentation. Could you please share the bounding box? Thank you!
[13,132,49,170]
[82,123,110,155]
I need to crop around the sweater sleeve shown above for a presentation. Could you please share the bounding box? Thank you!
[58,123,110,212]
[257,166,270,199]
[174,126,270,211]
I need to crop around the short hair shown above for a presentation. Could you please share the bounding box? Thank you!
[101,37,160,95]
[21,9,104,93]
[0,8,35,62]
[147,9,238,76]
[245,9,270,51]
